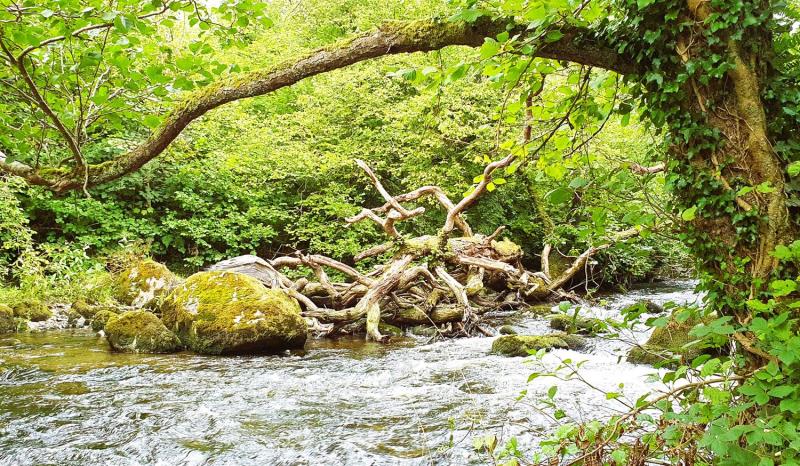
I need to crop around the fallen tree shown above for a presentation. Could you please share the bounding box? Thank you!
[211,159,640,341]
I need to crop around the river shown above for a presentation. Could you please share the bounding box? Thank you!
[0,280,701,465]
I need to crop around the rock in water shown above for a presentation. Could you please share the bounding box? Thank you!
[491,333,586,357]
[622,299,665,315]
[104,311,181,353]
[498,325,517,335]
[91,309,118,332]
[0,305,17,334]
[12,299,52,322]
[115,259,177,308]
[549,314,608,335]
[160,271,307,355]
[627,311,707,366]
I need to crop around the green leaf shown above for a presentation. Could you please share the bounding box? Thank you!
[770,279,797,297]
[780,398,800,413]
[768,386,795,398]
[755,181,776,193]
[789,161,800,177]
[681,206,697,221]
[480,38,500,59]
[546,187,572,205]
[449,8,483,23]
[545,30,564,43]
[610,449,627,465]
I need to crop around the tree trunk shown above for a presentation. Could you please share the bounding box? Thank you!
[662,4,797,363]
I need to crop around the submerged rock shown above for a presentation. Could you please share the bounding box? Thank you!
[115,259,177,308]
[160,271,307,355]
[491,333,586,357]
[104,311,181,354]
[526,304,554,316]
[12,300,52,322]
[91,309,118,332]
[54,381,90,396]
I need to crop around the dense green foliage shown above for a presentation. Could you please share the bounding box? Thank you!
[1,0,682,293]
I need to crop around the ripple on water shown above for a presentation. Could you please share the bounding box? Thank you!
[0,280,701,465]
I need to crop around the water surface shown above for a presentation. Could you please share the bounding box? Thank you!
[0,280,701,465]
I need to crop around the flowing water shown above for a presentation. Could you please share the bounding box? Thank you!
[0,280,701,466]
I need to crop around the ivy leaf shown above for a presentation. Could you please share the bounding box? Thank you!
[449,8,483,23]
[789,161,800,177]
[143,115,162,128]
[681,206,697,221]
[610,449,627,465]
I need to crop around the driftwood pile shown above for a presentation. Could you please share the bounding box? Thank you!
[211,160,637,341]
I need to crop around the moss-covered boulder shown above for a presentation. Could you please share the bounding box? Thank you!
[161,271,307,355]
[549,314,608,335]
[104,311,181,353]
[492,333,586,357]
[91,309,118,332]
[627,314,705,366]
[71,299,98,319]
[12,300,52,322]
[115,259,177,308]
[0,304,16,334]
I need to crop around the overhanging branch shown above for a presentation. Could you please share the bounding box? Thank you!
[2,19,637,192]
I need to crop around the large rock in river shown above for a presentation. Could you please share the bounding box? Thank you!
[627,312,708,366]
[160,271,307,354]
[104,310,181,353]
[12,299,52,322]
[115,259,177,308]
[492,333,586,357]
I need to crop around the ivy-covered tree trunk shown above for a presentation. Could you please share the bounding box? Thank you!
[635,0,800,364]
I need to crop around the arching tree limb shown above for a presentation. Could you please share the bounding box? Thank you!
[2,19,636,192]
